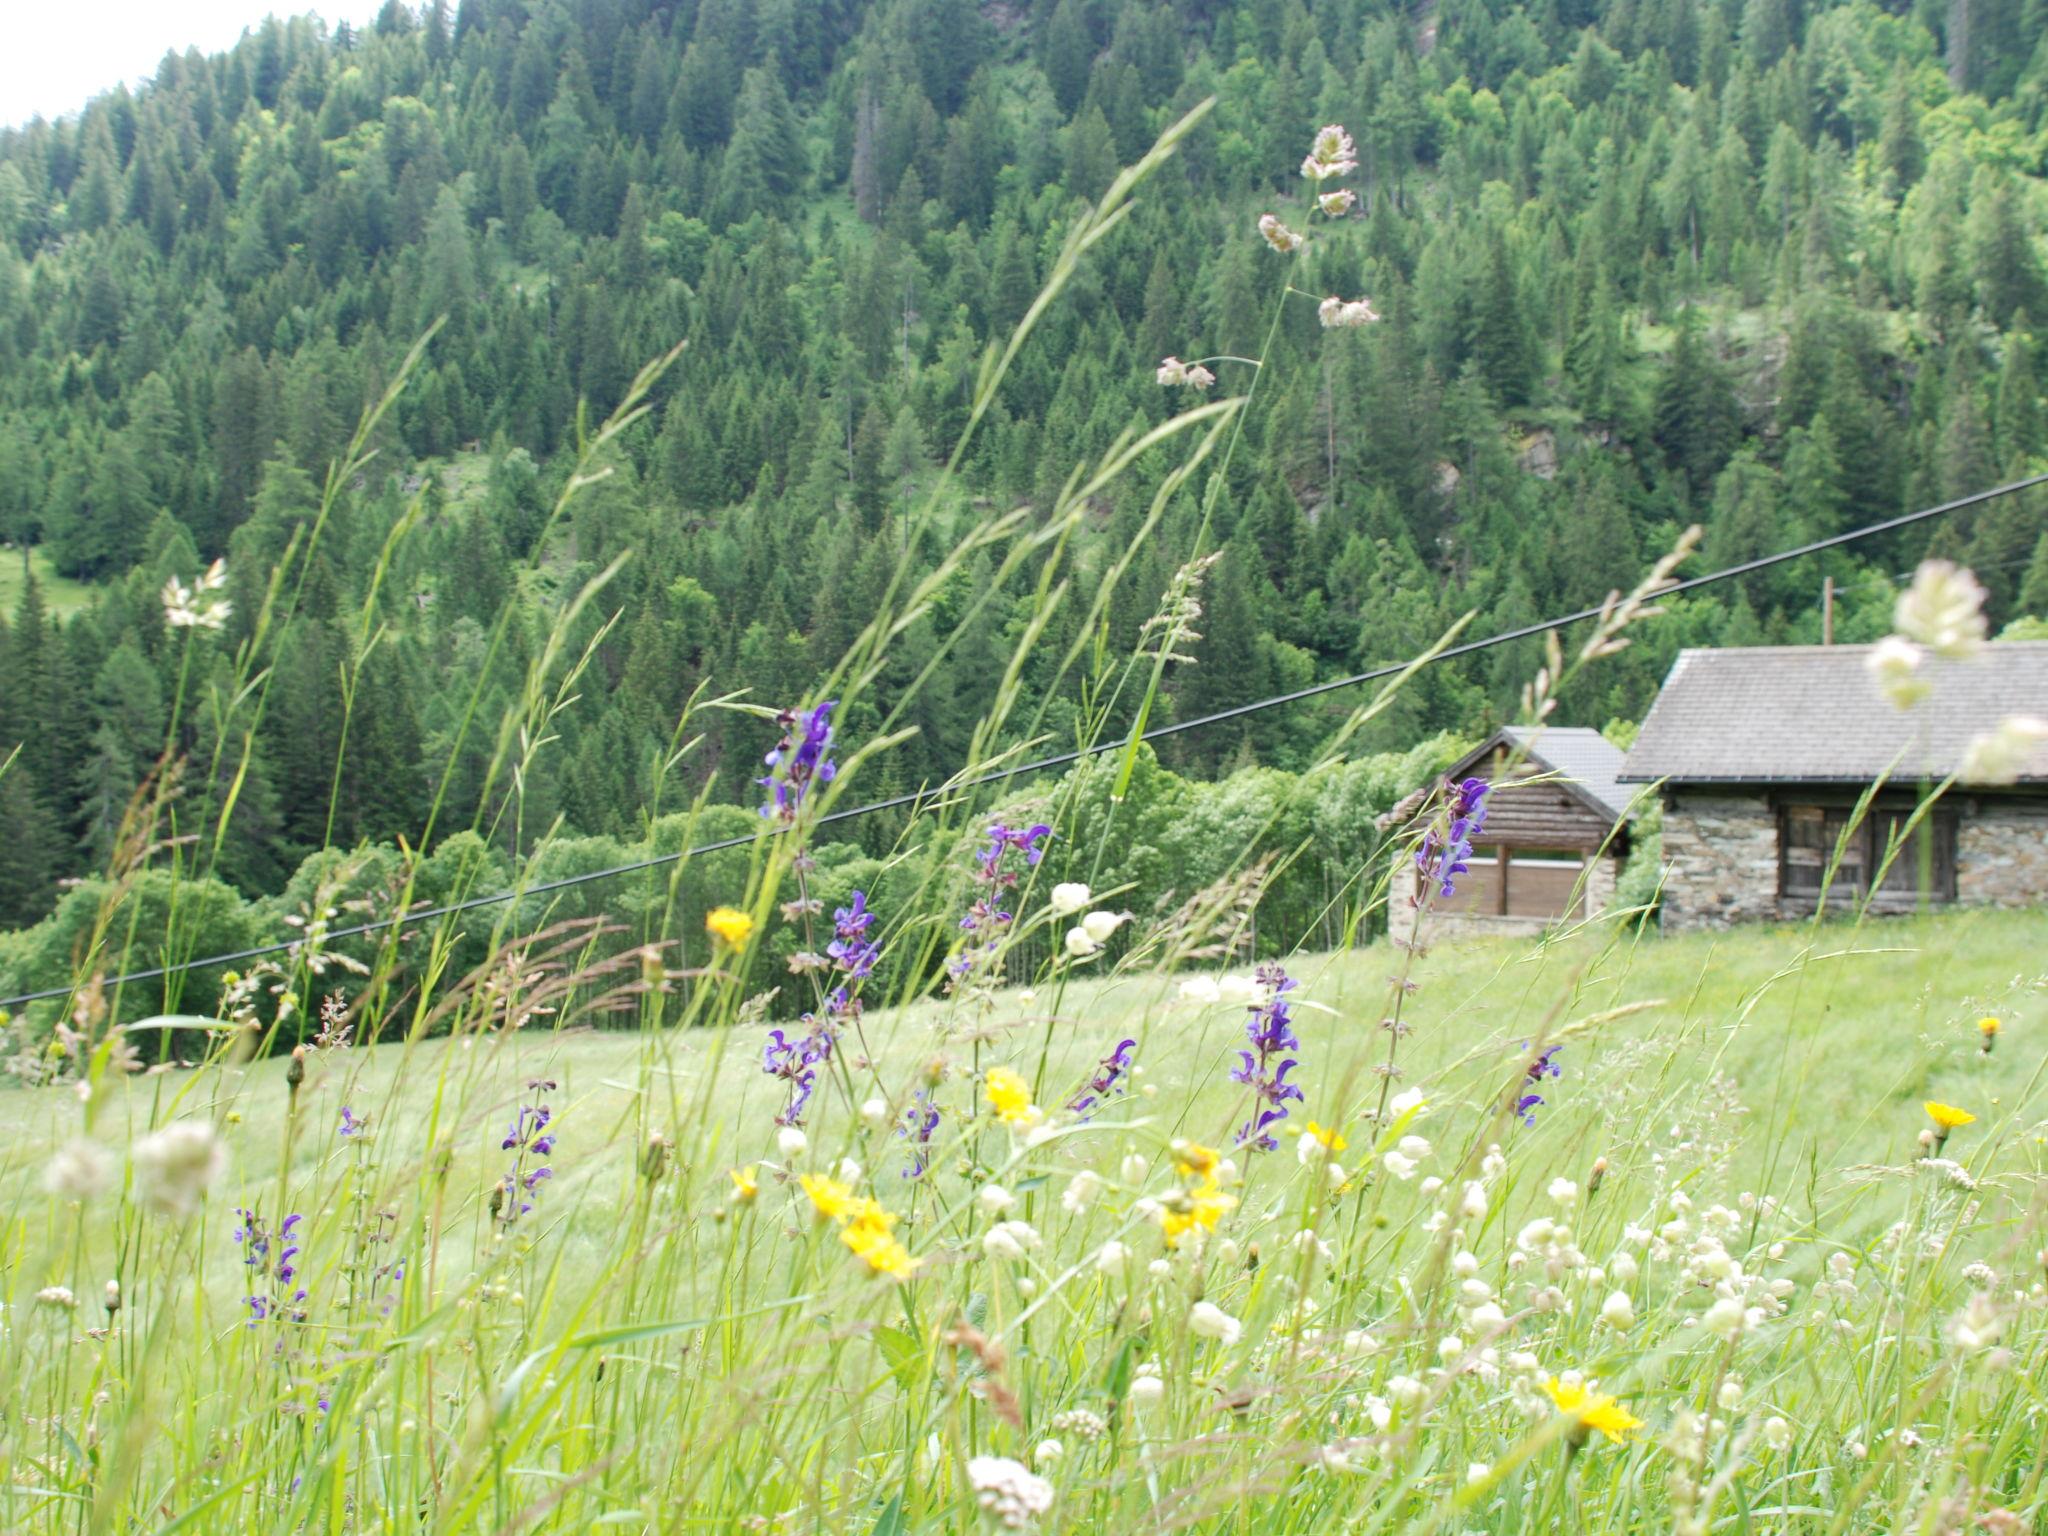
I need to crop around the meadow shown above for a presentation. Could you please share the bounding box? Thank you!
[5,900,2044,1533]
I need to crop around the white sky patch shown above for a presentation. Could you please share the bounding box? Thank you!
[2,3,380,129]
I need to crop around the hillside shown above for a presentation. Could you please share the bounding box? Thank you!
[0,0,2046,940]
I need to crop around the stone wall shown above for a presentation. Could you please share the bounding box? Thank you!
[1658,789,2048,930]
[1657,791,1778,931]
[1956,798,2048,906]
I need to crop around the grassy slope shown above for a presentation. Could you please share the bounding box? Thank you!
[0,544,100,619]
[13,906,2041,1305]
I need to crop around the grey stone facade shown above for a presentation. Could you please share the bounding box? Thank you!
[1659,789,2048,931]
[1956,799,2048,907]
[1658,791,1779,930]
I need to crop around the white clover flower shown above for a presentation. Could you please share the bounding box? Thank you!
[984,1220,1041,1263]
[967,1455,1055,1529]
[1763,1416,1793,1451]
[834,1158,862,1185]
[1548,1177,1579,1207]
[1063,926,1100,959]
[1128,1371,1164,1407]
[1095,1239,1131,1274]
[1867,636,1929,709]
[1438,1334,1466,1362]
[1459,1181,1489,1221]
[1960,715,2048,785]
[1188,1300,1243,1345]
[1610,1251,1639,1285]
[1049,882,1092,915]
[45,1138,115,1201]
[1317,295,1380,328]
[1325,1161,1349,1191]
[859,1098,890,1131]
[1257,213,1305,253]
[979,1183,1018,1217]
[131,1121,227,1219]
[1120,1151,1149,1185]
[1600,1290,1636,1331]
[1469,1301,1507,1330]
[1061,1170,1103,1213]
[777,1125,808,1160]
[1147,1257,1172,1279]
[1894,559,1987,658]
[1033,1438,1063,1467]
[1717,1378,1743,1409]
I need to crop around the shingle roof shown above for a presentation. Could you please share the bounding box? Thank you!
[1499,726,1638,820]
[1379,726,1638,828]
[1617,643,2048,784]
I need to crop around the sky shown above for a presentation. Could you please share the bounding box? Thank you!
[1,2,378,128]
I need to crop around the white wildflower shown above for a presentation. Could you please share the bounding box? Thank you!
[1949,1292,2003,1352]
[1317,295,1380,328]
[1866,635,1929,709]
[1763,1416,1793,1451]
[979,1184,1018,1217]
[1061,1170,1103,1213]
[1389,1087,1428,1118]
[1701,1296,1749,1342]
[131,1121,227,1218]
[1300,124,1358,181]
[777,1125,808,1160]
[1049,882,1092,915]
[1188,1300,1242,1345]
[1079,910,1130,945]
[1459,1181,1489,1221]
[1548,1177,1579,1208]
[1154,356,1216,389]
[1128,1370,1164,1407]
[1033,1438,1063,1467]
[1960,715,2048,786]
[1177,975,1222,1004]
[859,1098,889,1131]
[1256,213,1304,253]
[1600,1290,1636,1331]
[984,1221,1041,1263]
[36,1286,77,1310]
[967,1455,1055,1529]
[1316,188,1356,217]
[1894,559,1987,658]
[1382,1150,1418,1181]
[1063,926,1101,959]
[1095,1240,1131,1274]
[45,1138,115,1201]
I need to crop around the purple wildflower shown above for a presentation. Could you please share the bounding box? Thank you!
[950,821,1053,986]
[759,701,838,821]
[827,889,881,979]
[494,1079,557,1224]
[763,1020,836,1127]
[338,1106,364,1138]
[898,1089,941,1178]
[1069,1038,1138,1118]
[1231,964,1305,1150]
[1515,1044,1562,1126]
[1415,776,1491,901]
[234,1208,310,1325]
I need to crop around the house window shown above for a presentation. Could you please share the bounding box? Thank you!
[1778,803,1955,907]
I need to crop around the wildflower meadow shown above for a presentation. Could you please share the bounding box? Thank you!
[4,112,2047,1536]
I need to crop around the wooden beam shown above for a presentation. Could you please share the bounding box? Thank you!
[1496,846,1510,916]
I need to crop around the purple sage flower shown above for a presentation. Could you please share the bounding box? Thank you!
[898,1089,941,1178]
[759,701,838,821]
[338,1106,364,1138]
[1415,776,1491,901]
[1231,964,1305,1150]
[1069,1038,1138,1118]
[950,821,1053,986]
[827,889,881,979]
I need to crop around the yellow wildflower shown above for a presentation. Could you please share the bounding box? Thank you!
[1305,1122,1347,1152]
[1544,1377,1643,1445]
[1172,1139,1220,1178]
[984,1067,1038,1127]
[842,1219,921,1280]
[1924,1101,1977,1131]
[1977,1016,2000,1038]
[799,1172,859,1223]
[705,906,755,947]
[1160,1176,1236,1248]
[729,1166,759,1203]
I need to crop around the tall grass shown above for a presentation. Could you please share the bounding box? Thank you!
[3,105,2044,1536]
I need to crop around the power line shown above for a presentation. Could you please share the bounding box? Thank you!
[5,471,2043,1010]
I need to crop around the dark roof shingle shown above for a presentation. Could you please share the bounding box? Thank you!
[1617,643,2048,784]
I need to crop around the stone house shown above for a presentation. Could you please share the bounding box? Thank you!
[1382,727,1641,947]
[1618,643,2048,930]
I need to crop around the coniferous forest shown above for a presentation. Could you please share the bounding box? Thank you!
[1,0,2046,985]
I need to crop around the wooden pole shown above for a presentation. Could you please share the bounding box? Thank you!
[1822,576,1835,644]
